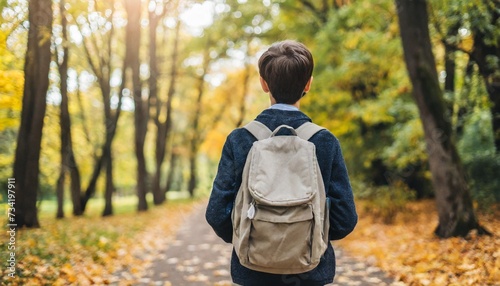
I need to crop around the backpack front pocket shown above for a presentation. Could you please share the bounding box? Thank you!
[248,203,314,270]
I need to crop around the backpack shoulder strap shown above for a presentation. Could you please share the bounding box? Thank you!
[296,122,326,141]
[243,120,272,141]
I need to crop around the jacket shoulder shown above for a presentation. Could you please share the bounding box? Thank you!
[310,127,339,143]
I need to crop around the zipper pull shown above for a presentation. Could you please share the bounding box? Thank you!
[247,202,255,219]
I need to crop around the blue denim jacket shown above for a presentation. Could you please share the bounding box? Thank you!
[206,108,358,286]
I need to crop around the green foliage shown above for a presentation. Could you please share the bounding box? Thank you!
[464,154,500,208]
[457,109,500,208]
[293,0,432,194]
[458,109,495,160]
[355,181,416,224]
[276,0,497,204]
[430,0,500,45]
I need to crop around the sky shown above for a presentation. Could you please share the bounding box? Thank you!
[179,1,215,36]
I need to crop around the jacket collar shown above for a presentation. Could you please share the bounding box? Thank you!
[254,109,312,130]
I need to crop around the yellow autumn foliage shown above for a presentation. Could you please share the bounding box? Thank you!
[0,70,23,132]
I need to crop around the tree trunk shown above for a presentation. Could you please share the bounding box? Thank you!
[124,0,148,212]
[80,84,122,213]
[187,77,204,197]
[56,0,82,218]
[81,153,105,211]
[102,156,114,216]
[187,39,212,197]
[151,17,180,205]
[187,151,197,198]
[149,9,163,204]
[55,0,69,220]
[56,173,65,219]
[235,62,251,128]
[395,0,489,238]
[81,83,123,213]
[152,123,167,204]
[102,78,117,215]
[164,148,179,193]
[12,0,53,228]
[68,154,82,216]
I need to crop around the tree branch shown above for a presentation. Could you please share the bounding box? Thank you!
[299,0,328,23]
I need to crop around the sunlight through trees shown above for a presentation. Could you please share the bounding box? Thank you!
[1,0,498,233]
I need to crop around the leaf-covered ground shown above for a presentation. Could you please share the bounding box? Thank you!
[145,203,398,286]
[337,200,500,286]
[0,199,196,285]
[3,198,499,285]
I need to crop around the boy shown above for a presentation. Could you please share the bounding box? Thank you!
[206,40,357,286]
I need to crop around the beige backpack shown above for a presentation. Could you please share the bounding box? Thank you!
[232,121,330,274]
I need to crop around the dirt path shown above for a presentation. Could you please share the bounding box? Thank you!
[141,202,402,286]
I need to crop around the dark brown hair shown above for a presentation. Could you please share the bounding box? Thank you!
[258,40,314,104]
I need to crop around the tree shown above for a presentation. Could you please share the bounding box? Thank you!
[76,0,124,216]
[183,0,275,197]
[12,0,53,227]
[185,36,228,197]
[275,0,433,197]
[55,0,82,218]
[150,1,180,205]
[187,39,211,197]
[164,145,180,193]
[234,38,253,128]
[431,0,500,153]
[468,2,500,153]
[395,0,489,237]
[124,0,149,211]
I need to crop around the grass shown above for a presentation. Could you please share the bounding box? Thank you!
[0,195,202,285]
[30,191,197,218]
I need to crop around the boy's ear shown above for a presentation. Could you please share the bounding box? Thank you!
[304,76,313,93]
[260,77,270,93]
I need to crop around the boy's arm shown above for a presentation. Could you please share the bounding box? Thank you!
[327,136,358,240]
[205,136,237,243]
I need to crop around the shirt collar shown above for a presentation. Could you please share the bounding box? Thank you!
[268,103,299,111]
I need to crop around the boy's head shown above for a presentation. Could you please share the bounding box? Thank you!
[258,40,314,105]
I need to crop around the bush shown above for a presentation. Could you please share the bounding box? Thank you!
[355,181,416,224]
[463,153,500,210]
